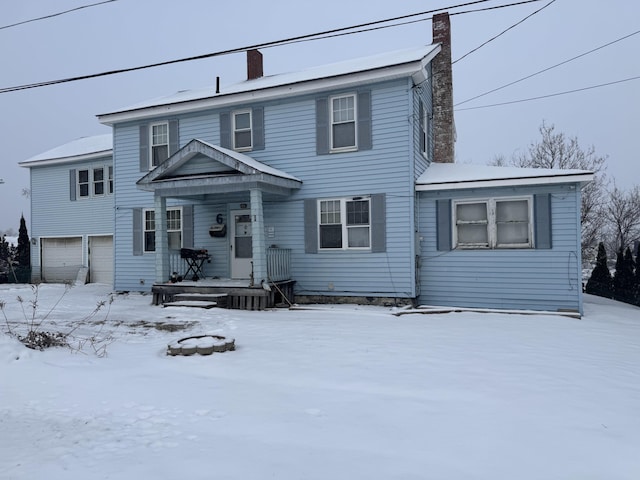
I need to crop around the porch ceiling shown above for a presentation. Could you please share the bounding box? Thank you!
[137,138,302,197]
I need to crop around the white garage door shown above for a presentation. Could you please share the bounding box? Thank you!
[89,236,113,285]
[41,237,83,283]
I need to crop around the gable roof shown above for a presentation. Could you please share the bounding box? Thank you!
[20,134,112,167]
[137,139,301,197]
[416,163,594,191]
[98,45,440,125]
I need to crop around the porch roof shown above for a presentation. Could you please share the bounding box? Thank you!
[137,138,302,197]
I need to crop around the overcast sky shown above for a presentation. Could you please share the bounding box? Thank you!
[1,0,638,232]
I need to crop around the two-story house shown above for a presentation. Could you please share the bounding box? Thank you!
[22,13,592,314]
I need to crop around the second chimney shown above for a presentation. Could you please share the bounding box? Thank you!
[247,49,263,80]
[431,13,455,163]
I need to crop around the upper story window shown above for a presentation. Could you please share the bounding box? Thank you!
[319,197,371,250]
[144,207,182,253]
[330,94,357,151]
[233,109,252,151]
[151,123,169,168]
[419,100,429,156]
[74,166,111,200]
[453,197,533,249]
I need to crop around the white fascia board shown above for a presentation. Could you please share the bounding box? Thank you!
[415,173,595,191]
[98,58,437,125]
[19,151,113,168]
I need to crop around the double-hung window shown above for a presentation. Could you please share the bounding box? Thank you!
[93,167,104,196]
[78,169,90,198]
[143,207,182,253]
[233,109,252,151]
[150,123,169,168]
[454,197,533,249]
[108,166,114,194]
[330,94,356,150]
[319,197,370,250]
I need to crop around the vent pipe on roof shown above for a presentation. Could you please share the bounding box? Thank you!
[247,49,263,80]
[432,12,455,164]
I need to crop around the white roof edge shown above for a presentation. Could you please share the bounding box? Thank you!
[98,45,440,125]
[416,172,595,191]
[20,150,112,168]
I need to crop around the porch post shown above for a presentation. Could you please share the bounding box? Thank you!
[154,194,170,283]
[250,188,267,286]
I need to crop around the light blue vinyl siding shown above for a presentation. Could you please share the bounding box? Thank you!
[418,183,583,313]
[112,78,419,297]
[29,155,114,277]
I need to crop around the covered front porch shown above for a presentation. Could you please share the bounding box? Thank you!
[137,139,302,308]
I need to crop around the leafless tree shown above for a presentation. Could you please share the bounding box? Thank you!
[491,121,608,259]
[603,185,640,252]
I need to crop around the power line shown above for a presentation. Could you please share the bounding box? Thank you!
[0,0,542,94]
[455,75,640,111]
[453,0,555,64]
[455,29,640,107]
[0,0,118,31]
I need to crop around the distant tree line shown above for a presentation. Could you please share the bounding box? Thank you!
[0,215,31,283]
[493,121,640,307]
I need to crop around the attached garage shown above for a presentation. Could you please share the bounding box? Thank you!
[41,237,83,283]
[89,235,113,285]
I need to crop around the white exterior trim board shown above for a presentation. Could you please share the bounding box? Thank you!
[416,173,594,191]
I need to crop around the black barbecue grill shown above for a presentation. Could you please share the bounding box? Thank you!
[180,248,211,281]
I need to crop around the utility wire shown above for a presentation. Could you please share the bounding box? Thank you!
[0,0,543,94]
[453,0,555,64]
[455,29,640,106]
[0,0,118,31]
[455,75,640,111]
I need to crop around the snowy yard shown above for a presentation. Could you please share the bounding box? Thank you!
[1,283,639,479]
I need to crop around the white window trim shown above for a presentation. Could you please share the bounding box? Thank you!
[329,93,358,153]
[143,206,183,253]
[232,109,253,152]
[149,122,169,170]
[77,165,112,199]
[318,196,371,251]
[453,196,534,250]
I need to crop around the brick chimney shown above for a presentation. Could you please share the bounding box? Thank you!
[431,12,455,163]
[247,49,263,80]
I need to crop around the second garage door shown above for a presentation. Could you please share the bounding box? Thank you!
[41,237,83,283]
[89,235,113,285]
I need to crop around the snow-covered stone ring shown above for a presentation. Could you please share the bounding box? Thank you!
[167,335,235,356]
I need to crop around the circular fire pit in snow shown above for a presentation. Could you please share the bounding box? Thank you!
[167,335,235,356]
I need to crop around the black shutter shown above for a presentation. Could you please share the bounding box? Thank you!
[315,98,329,155]
[371,194,386,253]
[436,199,452,251]
[169,120,179,155]
[220,112,231,149]
[357,90,372,151]
[304,199,318,254]
[69,169,76,201]
[534,194,552,249]
[139,125,149,172]
[252,107,265,151]
[133,208,143,256]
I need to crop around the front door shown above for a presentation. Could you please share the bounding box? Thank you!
[230,209,253,279]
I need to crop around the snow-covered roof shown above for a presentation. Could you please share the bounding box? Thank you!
[20,134,112,167]
[200,141,301,182]
[98,44,440,124]
[416,163,594,191]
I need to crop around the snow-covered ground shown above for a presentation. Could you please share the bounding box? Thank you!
[1,283,639,479]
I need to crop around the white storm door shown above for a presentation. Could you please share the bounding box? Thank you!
[230,210,253,279]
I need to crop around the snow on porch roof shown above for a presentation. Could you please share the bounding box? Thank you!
[20,134,112,167]
[416,163,594,191]
[98,45,439,121]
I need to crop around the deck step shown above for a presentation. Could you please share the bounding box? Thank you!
[173,293,228,303]
[163,300,219,309]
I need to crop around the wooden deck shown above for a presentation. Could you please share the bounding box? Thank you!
[151,278,295,310]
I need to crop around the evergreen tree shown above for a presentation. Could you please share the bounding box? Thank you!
[585,242,613,298]
[620,247,635,304]
[635,243,640,306]
[0,235,9,262]
[612,248,625,302]
[17,215,30,268]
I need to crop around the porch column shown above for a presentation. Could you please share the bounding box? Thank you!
[250,188,267,286]
[154,194,170,283]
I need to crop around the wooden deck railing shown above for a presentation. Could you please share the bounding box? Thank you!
[267,247,291,282]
